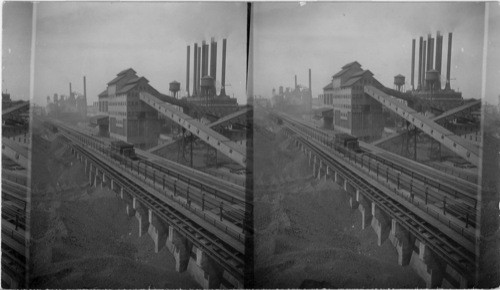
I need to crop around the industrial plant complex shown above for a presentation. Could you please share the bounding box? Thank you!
[2,2,500,289]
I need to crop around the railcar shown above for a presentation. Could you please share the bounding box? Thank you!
[109,140,139,161]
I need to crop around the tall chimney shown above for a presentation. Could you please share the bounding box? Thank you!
[197,46,201,94]
[202,41,209,78]
[193,43,198,96]
[201,41,206,78]
[445,32,453,90]
[422,40,426,89]
[308,68,312,111]
[411,39,416,90]
[186,45,190,97]
[429,37,434,71]
[427,34,432,72]
[69,82,72,98]
[418,37,423,89]
[220,38,227,97]
[435,31,443,90]
[294,75,297,89]
[210,38,217,98]
[210,38,217,80]
[83,76,87,116]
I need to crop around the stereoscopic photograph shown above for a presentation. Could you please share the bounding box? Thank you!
[1,1,499,289]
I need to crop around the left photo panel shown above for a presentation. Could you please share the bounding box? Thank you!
[2,2,253,288]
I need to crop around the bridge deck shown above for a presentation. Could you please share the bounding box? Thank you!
[2,138,29,168]
[2,102,29,117]
[364,85,479,166]
[140,92,246,167]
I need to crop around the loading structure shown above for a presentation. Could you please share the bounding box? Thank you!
[364,85,479,166]
[139,91,246,167]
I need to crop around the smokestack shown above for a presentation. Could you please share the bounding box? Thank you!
[445,32,452,90]
[221,38,227,97]
[309,68,312,111]
[418,37,423,89]
[435,31,443,90]
[201,41,206,78]
[83,76,87,116]
[186,45,190,97]
[411,39,416,90]
[422,40,426,89]
[426,34,433,72]
[193,43,198,96]
[430,37,434,70]
[69,82,72,98]
[202,41,209,78]
[197,46,201,94]
[294,75,297,89]
[210,38,217,80]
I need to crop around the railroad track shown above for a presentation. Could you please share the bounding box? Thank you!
[52,121,250,234]
[276,112,478,229]
[68,141,246,281]
[275,113,477,281]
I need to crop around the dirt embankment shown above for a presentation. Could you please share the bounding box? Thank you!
[29,128,198,288]
[253,116,425,288]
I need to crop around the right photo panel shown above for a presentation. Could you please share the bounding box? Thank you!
[252,2,498,288]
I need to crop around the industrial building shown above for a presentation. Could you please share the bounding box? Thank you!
[271,70,313,113]
[318,61,385,141]
[184,38,239,117]
[97,68,162,149]
[406,31,463,112]
[45,78,88,118]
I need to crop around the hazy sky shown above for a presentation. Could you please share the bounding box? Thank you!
[2,2,499,106]
[252,2,496,104]
[31,2,247,106]
[485,2,500,105]
[2,2,33,101]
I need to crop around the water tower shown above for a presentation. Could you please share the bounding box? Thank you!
[394,74,405,92]
[169,81,180,99]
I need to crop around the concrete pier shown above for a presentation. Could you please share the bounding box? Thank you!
[187,246,223,288]
[147,209,167,253]
[133,197,149,237]
[388,219,414,266]
[409,239,445,287]
[166,226,191,272]
[356,190,372,229]
[371,202,390,246]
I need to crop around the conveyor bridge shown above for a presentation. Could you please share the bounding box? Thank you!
[140,92,246,167]
[365,85,479,166]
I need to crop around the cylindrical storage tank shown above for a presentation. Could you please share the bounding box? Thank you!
[200,76,214,88]
[394,74,405,86]
[169,81,181,93]
[425,70,439,82]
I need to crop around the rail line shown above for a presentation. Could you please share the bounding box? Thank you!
[67,141,246,281]
[271,110,477,280]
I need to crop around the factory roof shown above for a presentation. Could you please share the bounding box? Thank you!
[98,90,108,98]
[332,67,350,78]
[351,69,373,78]
[107,68,137,85]
[342,76,363,88]
[341,61,361,69]
[117,77,150,94]
[117,68,136,76]
[341,70,375,88]
[323,82,334,91]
